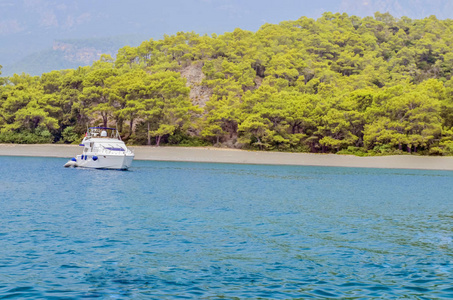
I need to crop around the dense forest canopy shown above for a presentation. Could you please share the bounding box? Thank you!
[2,12,453,155]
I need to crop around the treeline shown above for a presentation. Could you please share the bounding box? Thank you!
[2,12,453,155]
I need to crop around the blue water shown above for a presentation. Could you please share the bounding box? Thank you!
[1,156,453,299]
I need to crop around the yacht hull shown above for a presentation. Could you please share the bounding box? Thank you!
[74,154,134,170]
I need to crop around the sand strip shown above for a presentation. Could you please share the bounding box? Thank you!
[0,144,452,171]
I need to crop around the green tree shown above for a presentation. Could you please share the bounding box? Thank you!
[80,57,118,127]
[364,84,442,152]
[0,74,59,138]
[201,93,240,145]
[137,71,201,145]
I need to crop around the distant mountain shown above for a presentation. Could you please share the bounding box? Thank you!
[4,35,145,76]
[0,0,160,75]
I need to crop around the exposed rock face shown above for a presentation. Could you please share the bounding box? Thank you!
[180,62,212,107]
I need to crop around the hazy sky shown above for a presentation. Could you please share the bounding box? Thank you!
[0,0,339,38]
[2,0,451,41]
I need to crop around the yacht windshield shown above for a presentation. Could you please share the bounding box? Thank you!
[104,145,125,151]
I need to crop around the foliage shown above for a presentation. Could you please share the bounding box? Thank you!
[2,12,453,155]
[0,128,53,144]
[61,126,80,143]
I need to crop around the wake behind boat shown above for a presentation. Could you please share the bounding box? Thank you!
[64,127,134,170]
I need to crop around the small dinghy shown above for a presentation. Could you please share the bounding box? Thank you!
[63,157,78,168]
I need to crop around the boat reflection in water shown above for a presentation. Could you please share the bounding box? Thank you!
[64,127,134,170]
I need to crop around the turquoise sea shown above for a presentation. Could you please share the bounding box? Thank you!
[0,156,452,299]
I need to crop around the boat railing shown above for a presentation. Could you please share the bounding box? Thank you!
[86,127,122,140]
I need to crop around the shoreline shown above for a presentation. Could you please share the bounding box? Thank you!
[0,144,452,171]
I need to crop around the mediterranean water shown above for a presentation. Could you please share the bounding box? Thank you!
[1,156,453,299]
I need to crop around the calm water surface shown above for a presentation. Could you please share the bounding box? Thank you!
[0,156,452,299]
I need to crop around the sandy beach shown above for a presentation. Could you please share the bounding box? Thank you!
[0,143,453,171]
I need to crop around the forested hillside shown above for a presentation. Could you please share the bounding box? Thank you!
[2,12,453,155]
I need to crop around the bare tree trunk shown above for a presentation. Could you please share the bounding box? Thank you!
[117,118,123,133]
[257,137,262,150]
[147,122,151,145]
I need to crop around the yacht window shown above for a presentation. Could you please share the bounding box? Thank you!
[104,144,125,151]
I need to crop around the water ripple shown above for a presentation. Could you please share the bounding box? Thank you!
[0,157,452,298]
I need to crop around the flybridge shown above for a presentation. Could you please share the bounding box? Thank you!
[86,127,122,140]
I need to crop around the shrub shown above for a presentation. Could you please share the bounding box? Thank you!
[61,126,80,144]
[0,129,53,144]
[337,146,369,156]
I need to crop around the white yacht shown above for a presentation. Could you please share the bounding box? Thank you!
[64,127,134,170]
